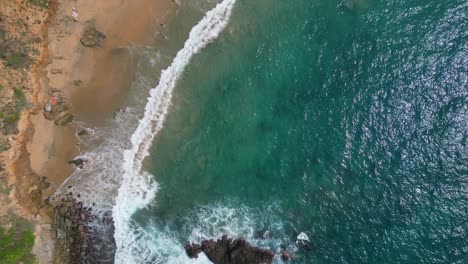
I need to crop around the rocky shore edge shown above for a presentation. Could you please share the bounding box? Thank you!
[185,231,314,264]
[51,194,116,263]
[185,235,275,264]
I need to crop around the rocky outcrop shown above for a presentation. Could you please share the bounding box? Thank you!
[53,195,115,264]
[53,197,92,263]
[42,90,77,128]
[54,112,74,126]
[77,129,88,136]
[185,235,275,264]
[80,27,106,47]
[296,232,313,251]
[68,158,85,168]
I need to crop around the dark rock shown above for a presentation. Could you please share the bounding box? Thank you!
[53,104,68,113]
[80,27,106,47]
[185,235,274,264]
[68,158,85,168]
[281,250,291,262]
[39,180,50,190]
[77,129,88,136]
[54,113,74,126]
[184,243,202,258]
[296,232,313,251]
[53,197,116,263]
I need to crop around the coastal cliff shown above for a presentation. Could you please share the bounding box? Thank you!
[1,0,58,262]
[1,0,178,263]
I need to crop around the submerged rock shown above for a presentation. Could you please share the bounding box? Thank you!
[185,235,274,264]
[281,250,291,262]
[77,129,88,136]
[296,232,313,251]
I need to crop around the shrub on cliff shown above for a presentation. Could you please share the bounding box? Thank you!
[0,227,36,263]
[28,0,50,9]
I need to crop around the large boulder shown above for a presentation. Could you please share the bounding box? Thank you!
[68,158,85,168]
[80,27,106,47]
[185,235,274,264]
[54,113,74,126]
[184,243,202,258]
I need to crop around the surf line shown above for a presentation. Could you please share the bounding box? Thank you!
[112,0,237,263]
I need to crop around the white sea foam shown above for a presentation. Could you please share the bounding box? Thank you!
[112,0,237,263]
[185,204,290,264]
[112,222,213,264]
[185,203,289,251]
[117,202,289,264]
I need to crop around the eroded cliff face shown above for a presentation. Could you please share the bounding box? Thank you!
[0,0,47,148]
[0,1,56,263]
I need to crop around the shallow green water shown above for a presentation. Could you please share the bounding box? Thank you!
[138,0,467,263]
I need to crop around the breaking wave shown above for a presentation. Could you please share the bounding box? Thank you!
[111,202,289,264]
[112,0,237,263]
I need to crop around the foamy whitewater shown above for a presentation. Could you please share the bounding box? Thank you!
[112,0,237,263]
[53,1,468,263]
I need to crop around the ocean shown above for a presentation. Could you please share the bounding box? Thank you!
[62,0,467,263]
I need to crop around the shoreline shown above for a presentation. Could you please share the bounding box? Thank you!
[2,0,178,262]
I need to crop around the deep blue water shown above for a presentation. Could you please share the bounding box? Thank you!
[132,0,467,263]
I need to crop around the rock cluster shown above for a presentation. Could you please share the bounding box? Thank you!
[53,195,115,264]
[185,235,275,264]
[43,90,74,126]
[53,197,93,263]
[80,27,106,47]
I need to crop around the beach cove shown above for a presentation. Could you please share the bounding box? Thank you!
[1,0,467,263]
[1,0,178,262]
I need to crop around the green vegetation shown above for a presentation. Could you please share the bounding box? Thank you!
[28,0,50,9]
[3,112,19,124]
[0,87,27,128]
[14,87,26,105]
[0,227,36,263]
[3,53,27,68]
[0,141,11,152]
[15,18,26,29]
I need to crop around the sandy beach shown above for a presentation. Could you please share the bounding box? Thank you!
[25,0,178,201]
[1,0,178,262]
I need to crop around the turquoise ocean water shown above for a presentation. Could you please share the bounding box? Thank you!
[118,0,467,263]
